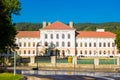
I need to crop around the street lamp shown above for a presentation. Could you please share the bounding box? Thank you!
[14,51,16,76]
[36,42,41,70]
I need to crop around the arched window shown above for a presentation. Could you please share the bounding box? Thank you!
[56,34,59,39]
[85,50,87,54]
[108,43,110,47]
[68,34,70,39]
[99,50,102,54]
[45,42,48,46]
[33,42,35,47]
[45,34,47,39]
[19,50,21,54]
[28,42,31,47]
[56,42,59,47]
[85,43,87,47]
[89,43,91,47]
[76,43,78,47]
[33,50,35,54]
[80,50,82,54]
[103,51,106,54]
[62,34,65,39]
[99,42,101,47]
[103,43,106,47]
[62,42,65,47]
[24,42,26,47]
[112,50,114,54]
[68,42,70,47]
[80,42,82,47]
[28,50,30,54]
[51,34,53,39]
[94,42,96,47]
[19,42,21,47]
[24,50,26,54]
[89,50,92,54]
[112,43,115,47]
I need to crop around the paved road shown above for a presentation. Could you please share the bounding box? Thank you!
[26,75,119,80]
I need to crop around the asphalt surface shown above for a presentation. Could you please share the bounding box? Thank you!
[26,75,120,80]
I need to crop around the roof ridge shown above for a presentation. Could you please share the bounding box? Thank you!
[41,21,74,30]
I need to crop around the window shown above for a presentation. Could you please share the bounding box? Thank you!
[108,50,110,54]
[56,42,59,47]
[76,43,78,47]
[33,50,35,54]
[19,50,21,54]
[85,43,87,47]
[89,43,91,47]
[45,42,48,46]
[19,42,21,47]
[62,42,65,47]
[51,34,53,39]
[80,42,82,47]
[112,50,114,54]
[103,51,106,54]
[68,34,70,39]
[94,42,96,47]
[103,43,106,47]
[56,34,59,39]
[89,50,92,54]
[24,42,26,47]
[24,50,26,54]
[99,50,102,54]
[99,42,101,47]
[28,42,31,47]
[62,34,65,39]
[45,34,47,39]
[108,43,110,47]
[68,42,70,47]
[85,50,87,54]
[33,42,35,47]
[112,43,115,47]
[80,50,82,54]
[28,50,30,54]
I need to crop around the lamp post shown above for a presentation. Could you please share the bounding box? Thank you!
[36,42,41,70]
[14,51,16,76]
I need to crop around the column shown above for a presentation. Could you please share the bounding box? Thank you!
[30,56,35,64]
[117,57,120,65]
[51,56,56,64]
[72,56,77,64]
[94,58,99,65]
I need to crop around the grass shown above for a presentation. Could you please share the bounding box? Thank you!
[0,73,23,80]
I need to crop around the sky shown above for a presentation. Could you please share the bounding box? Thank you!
[12,0,120,23]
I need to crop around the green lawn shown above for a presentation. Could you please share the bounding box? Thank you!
[0,73,23,80]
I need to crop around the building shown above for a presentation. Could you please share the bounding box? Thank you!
[16,21,119,58]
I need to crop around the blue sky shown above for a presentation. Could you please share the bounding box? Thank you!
[12,0,120,23]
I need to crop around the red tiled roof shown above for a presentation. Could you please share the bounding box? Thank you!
[41,21,74,30]
[77,31,116,38]
[16,31,40,38]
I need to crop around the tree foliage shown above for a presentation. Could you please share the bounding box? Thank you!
[115,28,120,52]
[0,0,21,53]
[15,22,120,33]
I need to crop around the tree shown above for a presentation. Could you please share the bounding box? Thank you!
[0,0,21,67]
[0,0,21,53]
[115,28,120,52]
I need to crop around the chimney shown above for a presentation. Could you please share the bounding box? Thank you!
[43,21,46,28]
[69,21,73,28]
[48,22,51,26]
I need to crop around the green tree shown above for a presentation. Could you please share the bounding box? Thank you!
[0,0,20,52]
[0,0,21,67]
[115,28,120,52]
